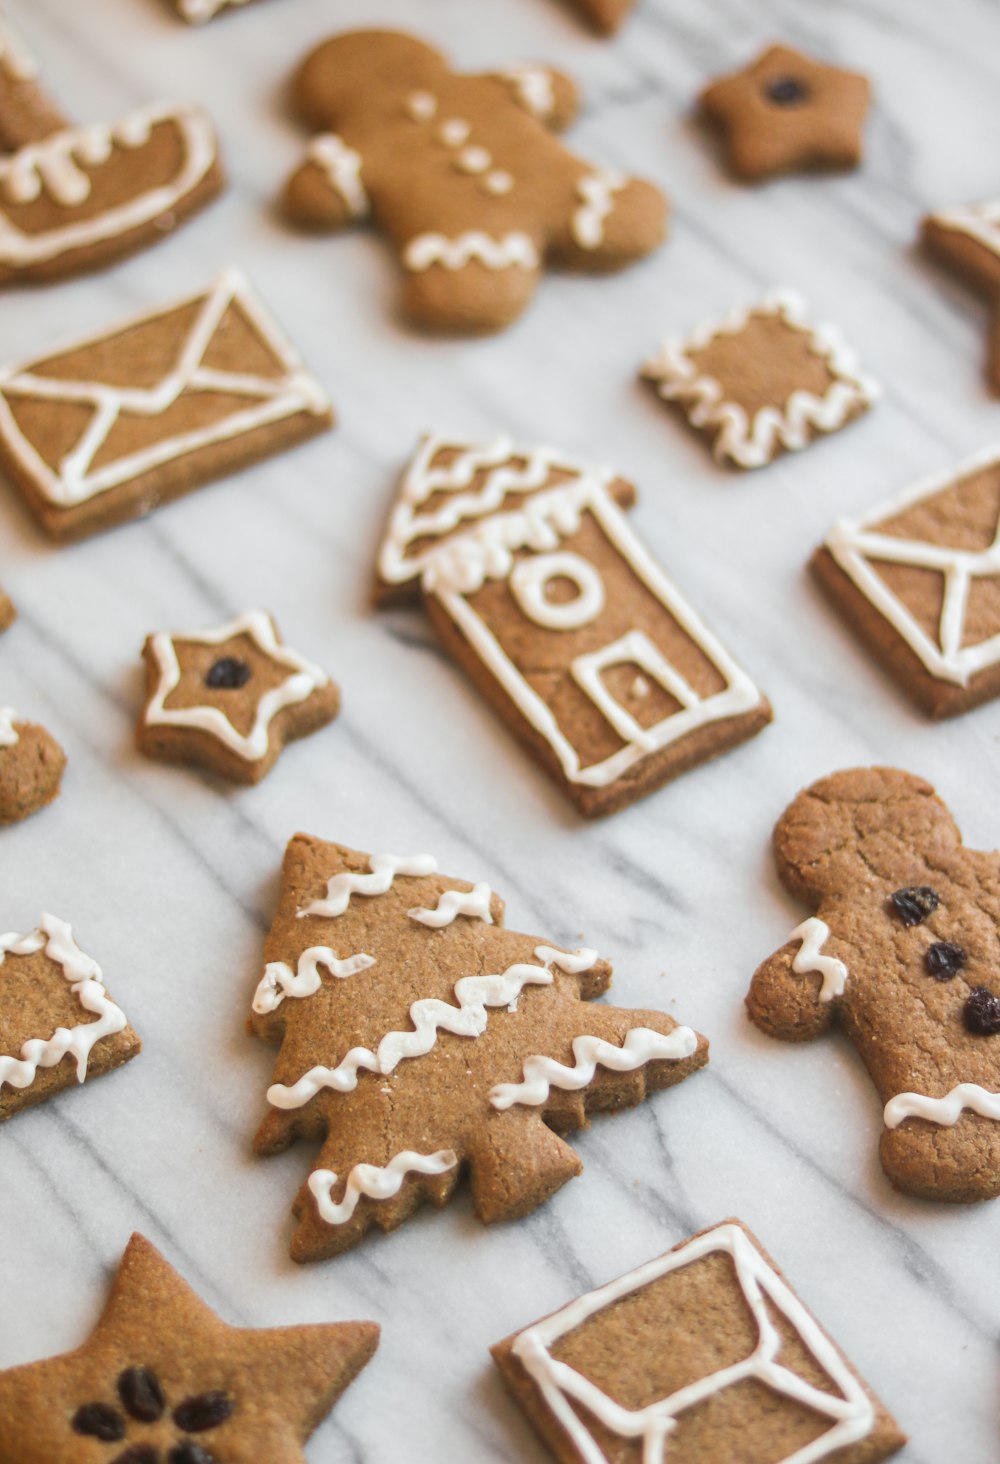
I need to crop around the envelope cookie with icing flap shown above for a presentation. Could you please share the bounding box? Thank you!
[282,30,666,333]
[0,268,332,541]
[813,446,1000,717]
[493,1217,905,1464]
[0,12,222,283]
[749,766,1000,1204]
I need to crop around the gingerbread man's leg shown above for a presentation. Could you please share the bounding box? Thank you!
[400,247,544,333]
[880,1110,1000,1204]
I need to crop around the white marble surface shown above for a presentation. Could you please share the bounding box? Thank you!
[1,0,999,1458]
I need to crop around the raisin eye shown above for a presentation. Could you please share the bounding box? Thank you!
[72,1401,126,1441]
[169,1445,218,1464]
[890,886,940,927]
[205,657,251,691]
[765,76,809,105]
[965,987,1000,1035]
[172,1392,234,1432]
[118,1366,166,1422]
[926,942,967,981]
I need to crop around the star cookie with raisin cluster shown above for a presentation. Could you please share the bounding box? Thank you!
[137,609,339,784]
[700,44,871,182]
[0,1233,379,1464]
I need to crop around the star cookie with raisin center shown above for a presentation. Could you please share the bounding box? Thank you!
[0,1233,379,1464]
[700,44,871,182]
[137,609,339,785]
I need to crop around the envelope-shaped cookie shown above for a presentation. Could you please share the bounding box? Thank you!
[0,266,332,540]
[493,1218,905,1464]
[813,446,1000,717]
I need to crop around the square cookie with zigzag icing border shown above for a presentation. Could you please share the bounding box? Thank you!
[492,1217,905,1464]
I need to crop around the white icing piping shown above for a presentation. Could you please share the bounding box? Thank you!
[884,1083,1000,1130]
[490,1024,697,1110]
[789,918,847,1002]
[0,265,330,508]
[405,91,438,122]
[533,946,598,973]
[308,1149,458,1226]
[824,442,1000,687]
[510,1221,875,1464]
[179,0,249,20]
[408,883,493,928]
[297,852,439,920]
[0,914,128,1093]
[144,609,329,762]
[572,172,626,250]
[509,550,605,630]
[0,706,19,747]
[403,231,539,272]
[642,288,880,469]
[0,101,218,268]
[307,133,369,218]
[252,947,375,1015]
[929,200,1000,258]
[497,66,556,120]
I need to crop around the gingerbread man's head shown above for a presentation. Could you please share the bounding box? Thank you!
[749,767,1000,1204]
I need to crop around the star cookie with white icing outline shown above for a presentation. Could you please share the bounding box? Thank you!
[0,707,65,824]
[750,766,1000,1204]
[922,200,1000,391]
[249,835,707,1261]
[0,912,139,1122]
[700,44,871,182]
[137,610,339,785]
[282,30,666,334]
[493,1217,906,1464]
[0,1232,379,1464]
[642,289,879,468]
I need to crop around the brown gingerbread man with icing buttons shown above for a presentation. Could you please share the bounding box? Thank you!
[748,766,1000,1204]
[282,30,667,333]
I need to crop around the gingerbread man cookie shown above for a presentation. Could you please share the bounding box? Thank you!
[749,767,1000,1204]
[0,1233,378,1464]
[700,44,871,182]
[283,30,667,333]
[0,12,222,284]
[138,610,339,785]
[0,583,14,631]
[0,708,65,824]
[250,835,707,1260]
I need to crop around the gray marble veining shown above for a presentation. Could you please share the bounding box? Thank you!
[1,0,999,1458]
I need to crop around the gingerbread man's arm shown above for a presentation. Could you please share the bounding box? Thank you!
[284,133,371,232]
[486,65,580,132]
[747,925,844,1042]
[548,167,668,269]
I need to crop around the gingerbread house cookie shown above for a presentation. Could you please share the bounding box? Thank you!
[282,30,666,333]
[250,835,707,1260]
[376,435,771,816]
[0,708,65,824]
[814,445,1000,717]
[493,1217,905,1464]
[0,267,332,541]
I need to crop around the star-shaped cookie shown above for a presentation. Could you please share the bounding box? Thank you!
[137,609,339,784]
[700,44,871,181]
[0,1233,379,1464]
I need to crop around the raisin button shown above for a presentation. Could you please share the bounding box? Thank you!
[170,1444,217,1464]
[118,1367,166,1423]
[172,1392,234,1432]
[765,76,809,105]
[113,1448,159,1464]
[926,942,967,980]
[72,1402,126,1441]
[964,987,1000,1035]
[205,657,251,691]
[890,886,940,927]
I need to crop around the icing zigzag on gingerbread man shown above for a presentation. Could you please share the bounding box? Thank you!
[282,30,667,333]
[748,766,1000,1203]
[250,834,707,1260]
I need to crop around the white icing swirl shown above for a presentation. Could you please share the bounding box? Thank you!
[0,707,19,747]
[572,171,626,250]
[498,66,556,120]
[789,917,848,1002]
[252,947,375,1015]
[884,1083,1000,1130]
[408,883,494,928]
[298,852,439,920]
[509,550,605,630]
[308,1149,458,1226]
[490,1024,698,1110]
[403,231,539,272]
[307,133,369,219]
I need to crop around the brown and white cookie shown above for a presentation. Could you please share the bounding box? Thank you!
[375,435,771,816]
[922,201,1000,391]
[283,30,667,333]
[699,44,871,182]
[749,766,1000,1204]
[0,13,222,284]
[0,707,65,823]
[642,289,879,468]
[0,267,332,541]
[569,0,635,33]
[0,1232,378,1463]
[813,445,1000,717]
[0,912,140,1122]
[493,1217,905,1464]
[250,835,707,1261]
[0,584,14,631]
[138,610,338,785]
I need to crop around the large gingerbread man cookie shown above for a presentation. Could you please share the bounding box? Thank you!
[283,30,667,333]
[748,767,1000,1204]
